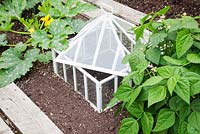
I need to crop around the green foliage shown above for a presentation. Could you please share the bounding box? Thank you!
[106,6,200,134]
[119,118,139,134]
[0,0,96,87]
[0,43,39,87]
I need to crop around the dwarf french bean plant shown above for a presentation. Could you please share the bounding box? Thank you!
[107,7,200,134]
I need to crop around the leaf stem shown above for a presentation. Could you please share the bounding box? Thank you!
[10,30,31,35]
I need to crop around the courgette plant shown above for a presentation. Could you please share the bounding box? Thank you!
[0,0,96,87]
[107,7,200,134]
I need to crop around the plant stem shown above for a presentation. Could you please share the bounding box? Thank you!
[40,21,44,29]
[10,30,30,35]
[146,69,152,77]
[6,44,16,47]
[25,38,32,44]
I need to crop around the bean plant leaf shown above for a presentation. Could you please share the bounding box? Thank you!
[163,56,189,66]
[128,86,142,106]
[191,99,200,112]
[142,76,163,87]
[167,75,180,95]
[148,86,166,107]
[178,122,188,134]
[188,112,200,133]
[149,33,168,48]
[126,101,144,119]
[176,30,193,58]
[183,72,200,84]
[0,34,7,46]
[141,112,154,134]
[119,118,139,134]
[0,45,40,87]
[182,16,199,29]
[145,47,161,65]
[153,109,175,132]
[105,97,118,109]
[187,123,200,134]
[191,81,200,96]
[169,96,187,111]
[187,54,200,64]
[174,77,190,104]
[114,85,132,102]
[164,19,182,32]
[157,66,176,78]
[157,6,170,16]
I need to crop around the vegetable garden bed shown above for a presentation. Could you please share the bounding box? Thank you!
[1,0,200,134]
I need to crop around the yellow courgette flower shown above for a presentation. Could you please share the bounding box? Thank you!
[28,28,35,33]
[40,14,54,26]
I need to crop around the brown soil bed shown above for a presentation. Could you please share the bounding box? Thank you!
[16,63,126,134]
[115,0,200,18]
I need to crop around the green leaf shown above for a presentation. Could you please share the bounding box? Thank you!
[128,51,146,71]
[133,72,144,85]
[0,0,27,19]
[126,101,144,119]
[188,112,200,132]
[164,19,182,32]
[157,6,170,16]
[146,48,161,64]
[187,54,200,64]
[119,118,139,134]
[142,76,163,87]
[176,30,193,58]
[179,106,191,123]
[31,30,51,49]
[183,72,200,84]
[141,112,154,134]
[134,25,146,41]
[0,42,26,69]
[167,75,180,95]
[37,51,52,63]
[187,123,200,134]
[26,0,43,9]
[122,71,138,84]
[193,41,200,49]
[191,99,200,112]
[191,81,200,96]
[0,46,39,87]
[68,1,96,17]
[182,16,199,29]
[105,97,118,109]
[148,86,166,107]
[140,14,151,24]
[128,86,142,106]
[174,77,190,104]
[153,109,175,132]
[0,34,7,46]
[169,96,187,111]
[163,56,189,66]
[178,122,188,134]
[149,33,168,48]
[157,66,176,78]
[65,18,88,33]
[114,85,132,102]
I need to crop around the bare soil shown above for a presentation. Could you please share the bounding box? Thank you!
[115,0,200,18]
[16,63,126,134]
